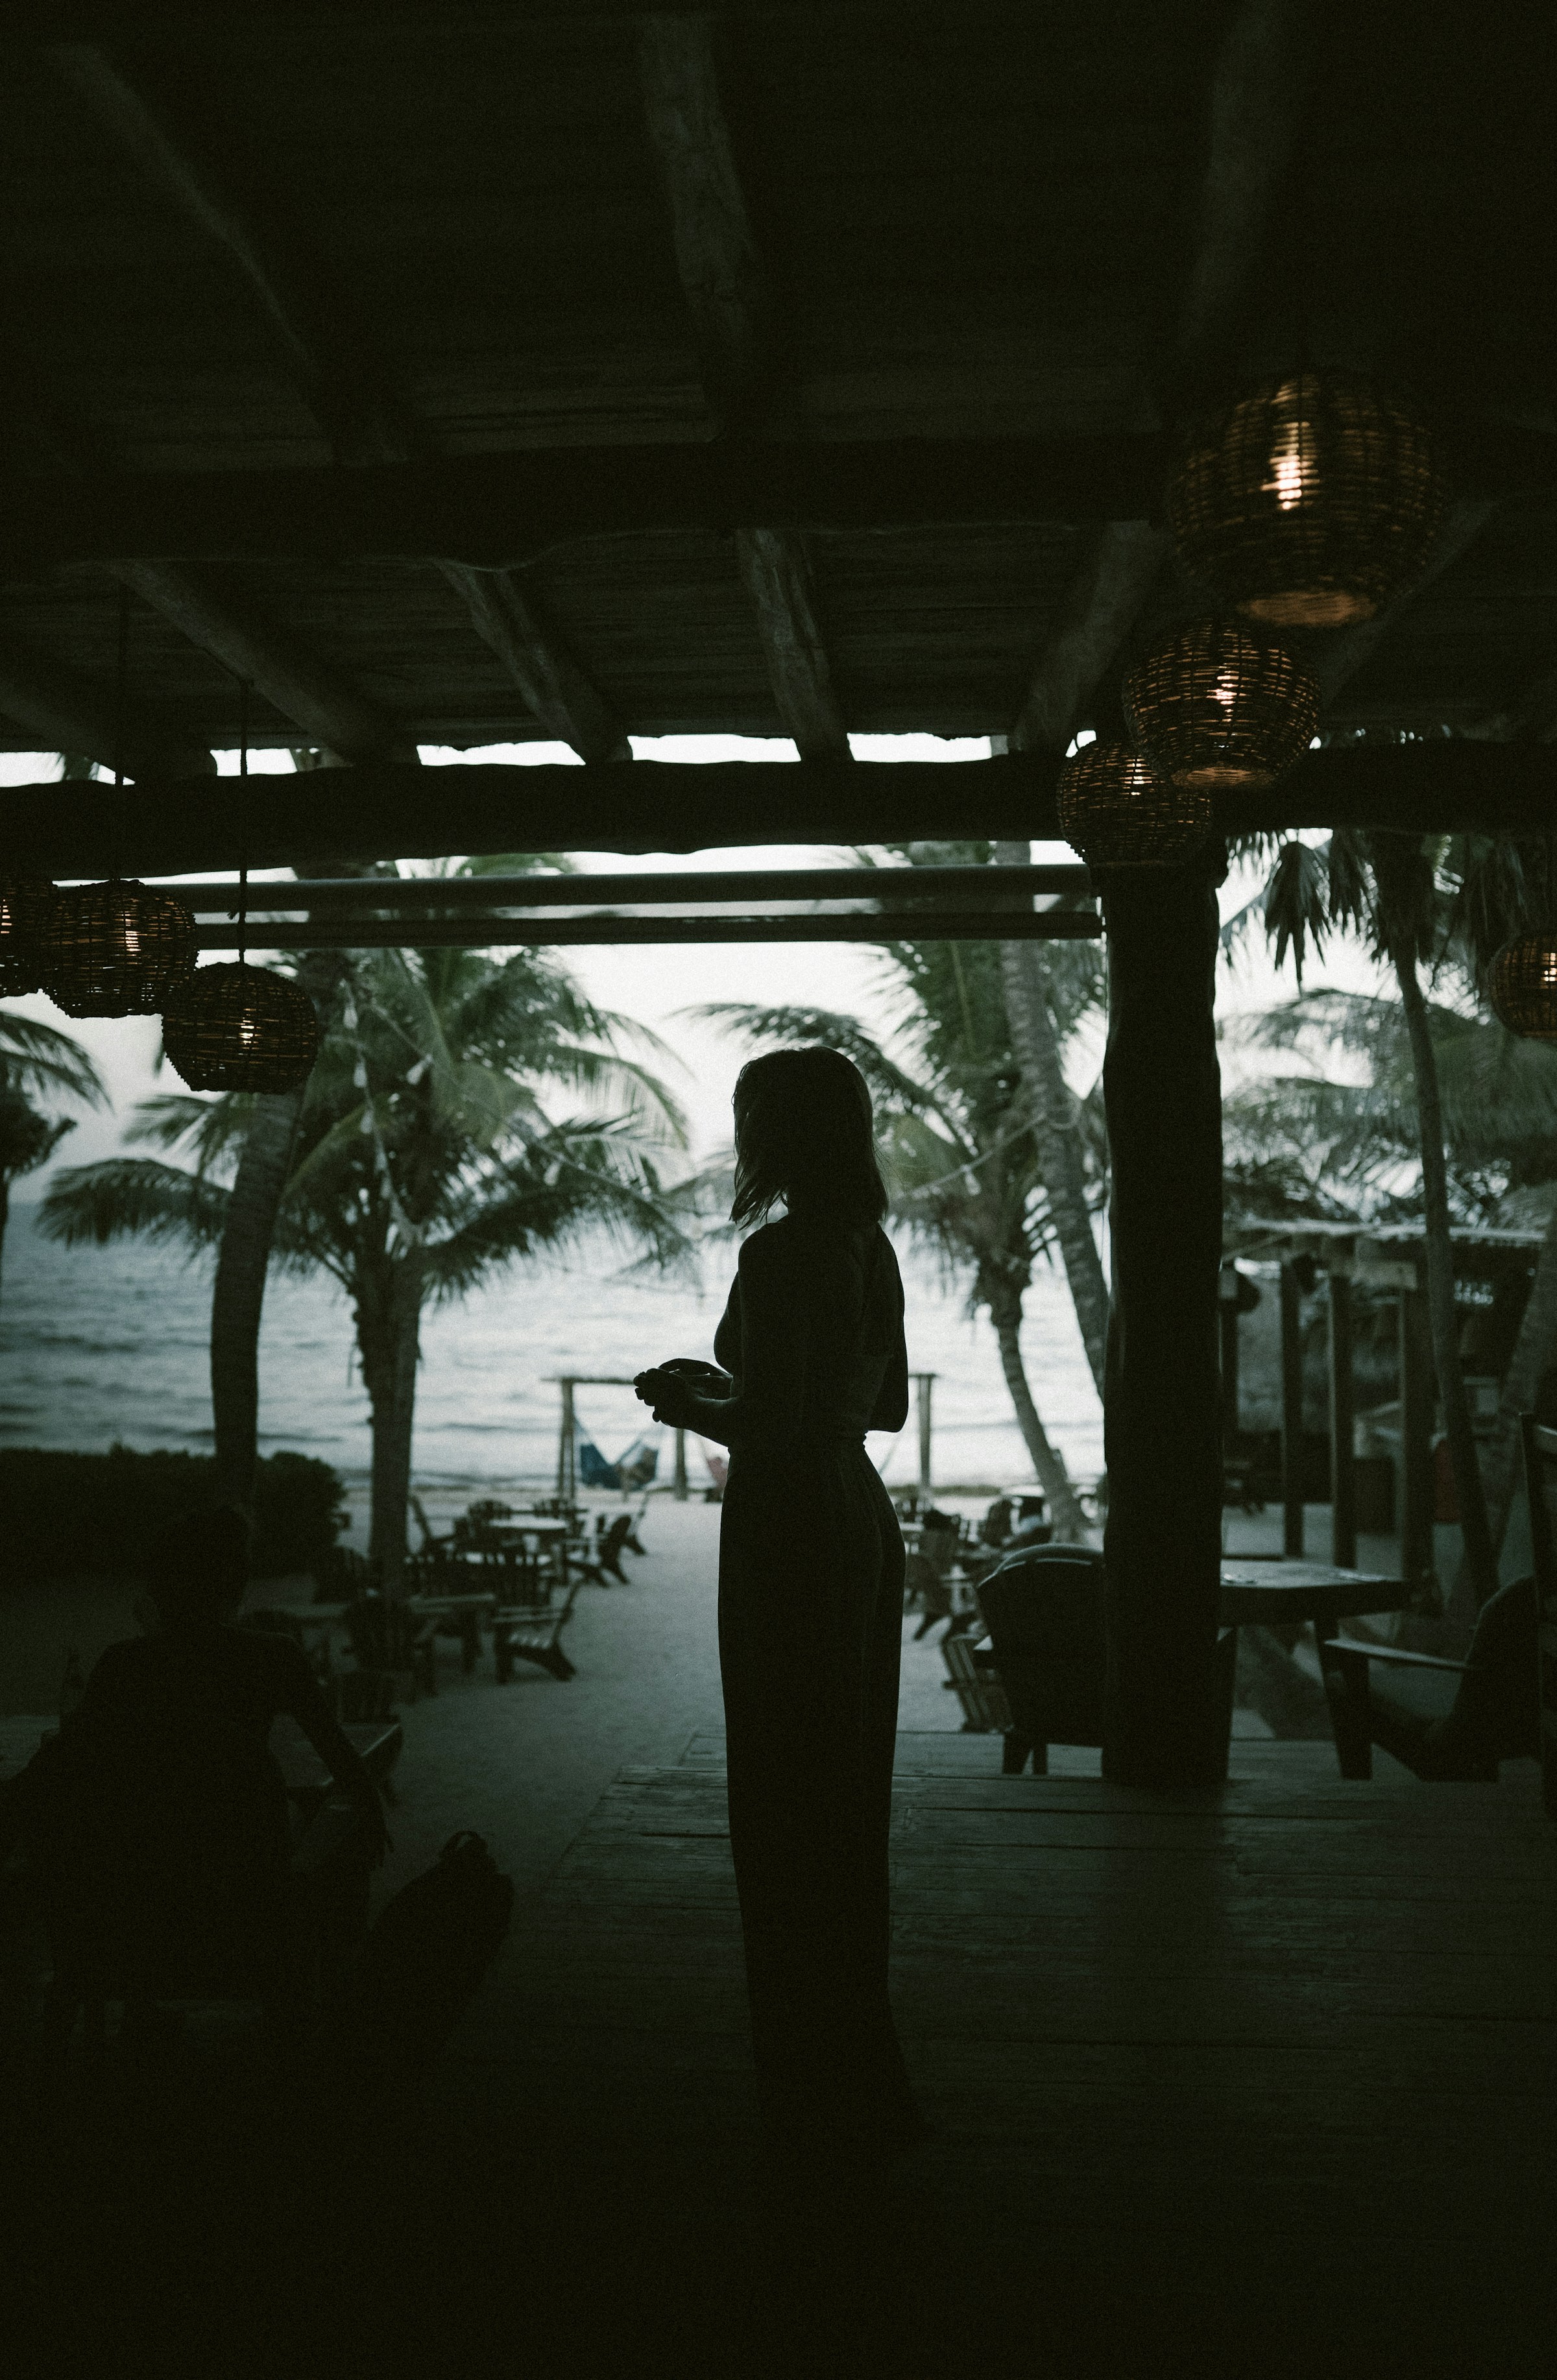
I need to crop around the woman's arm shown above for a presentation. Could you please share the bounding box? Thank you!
[637,1232,806,1448]
[869,1254,910,1432]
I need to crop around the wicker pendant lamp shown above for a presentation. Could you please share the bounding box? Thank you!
[1056,740,1212,870]
[37,589,198,1018]
[161,680,320,1094]
[163,961,320,1092]
[1487,935,1557,1042]
[1165,370,1447,627]
[1124,619,1319,789]
[40,878,197,1017]
[1,878,57,996]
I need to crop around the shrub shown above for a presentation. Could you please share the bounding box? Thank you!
[0,1445,348,1582]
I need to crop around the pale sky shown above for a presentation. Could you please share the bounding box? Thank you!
[2,734,1384,1187]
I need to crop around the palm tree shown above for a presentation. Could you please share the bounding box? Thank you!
[0,1012,108,1303]
[992,842,1111,1397]
[39,940,690,1591]
[701,857,1107,1537]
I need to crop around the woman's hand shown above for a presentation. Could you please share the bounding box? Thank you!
[633,1366,695,1426]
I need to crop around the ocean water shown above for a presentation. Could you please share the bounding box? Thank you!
[0,1206,1102,1508]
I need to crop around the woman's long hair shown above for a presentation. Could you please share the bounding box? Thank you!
[730,1048,888,1229]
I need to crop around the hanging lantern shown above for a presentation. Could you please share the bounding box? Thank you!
[1,878,57,996]
[1487,935,1557,1042]
[38,880,197,1018]
[162,963,321,1093]
[1165,370,1447,627]
[1056,741,1212,869]
[1123,619,1320,789]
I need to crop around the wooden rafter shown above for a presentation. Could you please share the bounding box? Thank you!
[114,562,418,763]
[0,640,215,782]
[10,745,1555,882]
[46,42,625,764]
[639,14,852,763]
[1167,0,1327,407]
[1314,501,1501,708]
[1009,523,1171,755]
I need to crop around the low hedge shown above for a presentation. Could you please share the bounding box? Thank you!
[1,1445,348,1582]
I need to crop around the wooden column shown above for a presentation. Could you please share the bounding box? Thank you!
[557,1380,576,1505]
[1279,1260,1306,1557]
[1218,1271,1242,1450]
[915,1374,935,1497]
[1400,1271,1436,1590]
[1101,859,1225,1787]
[1328,1268,1358,1569]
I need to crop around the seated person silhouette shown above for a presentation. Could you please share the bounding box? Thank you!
[1366,1573,1540,1781]
[25,1506,389,2046]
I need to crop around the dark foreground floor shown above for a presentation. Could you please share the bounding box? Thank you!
[5,1735,1556,2377]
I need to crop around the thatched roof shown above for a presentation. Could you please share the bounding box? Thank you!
[0,6,1551,864]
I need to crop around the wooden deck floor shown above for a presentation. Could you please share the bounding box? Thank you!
[324,1733,1553,2374]
[7,1736,1555,2374]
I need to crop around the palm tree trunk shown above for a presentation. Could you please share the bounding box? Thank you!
[358,1253,424,1599]
[1462,1195,1557,1577]
[210,1091,302,1507]
[1388,940,1501,1609]
[994,845,1109,1399]
[987,1288,1091,1540]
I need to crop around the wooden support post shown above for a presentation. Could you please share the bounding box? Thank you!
[1329,1269,1358,1569]
[1279,1259,1305,1557]
[915,1375,935,1497]
[557,1380,576,1506]
[1400,1273,1436,1591]
[1100,860,1225,1787]
[673,1427,688,1503]
[1218,1270,1242,1451]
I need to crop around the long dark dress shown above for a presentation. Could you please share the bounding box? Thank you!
[705,1214,917,2153]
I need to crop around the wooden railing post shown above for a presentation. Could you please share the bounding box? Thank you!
[1100,856,1225,1787]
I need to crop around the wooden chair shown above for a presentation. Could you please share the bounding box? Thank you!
[493,1576,583,1683]
[975,1546,1237,1779]
[1522,1415,1557,1816]
[942,1631,1013,1733]
[344,1593,437,1701]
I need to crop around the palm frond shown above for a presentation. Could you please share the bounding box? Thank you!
[0,1011,108,1106]
[37,1158,229,1251]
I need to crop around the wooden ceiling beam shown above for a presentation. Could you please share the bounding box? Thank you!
[9,744,1554,881]
[0,641,215,781]
[46,42,626,763]
[1009,523,1171,755]
[113,561,419,763]
[639,15,851,763]
[3,423,1545,573]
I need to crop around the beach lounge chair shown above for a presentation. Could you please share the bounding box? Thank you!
[493,1576,583,1683]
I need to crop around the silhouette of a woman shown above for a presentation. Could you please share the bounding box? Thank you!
[636,1048,921,2165]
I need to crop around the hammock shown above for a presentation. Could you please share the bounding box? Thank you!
[577,1431,660,1494]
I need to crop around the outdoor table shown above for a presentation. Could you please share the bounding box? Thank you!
[1219,1560,1412,1779]
[406,1591,497,1675]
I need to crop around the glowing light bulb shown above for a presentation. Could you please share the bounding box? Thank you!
[1265,426,1309,512]
[1211,670,1240,712]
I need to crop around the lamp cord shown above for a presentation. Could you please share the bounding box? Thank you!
[233,673,251,967]
[114,581,130,883]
